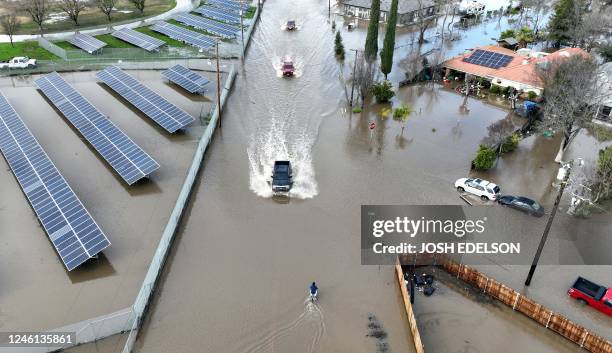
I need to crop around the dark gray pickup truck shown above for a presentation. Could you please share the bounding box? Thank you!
[271,161,293,194]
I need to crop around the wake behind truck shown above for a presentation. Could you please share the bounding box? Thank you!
[0,57,37,69]
[568,277,612,316]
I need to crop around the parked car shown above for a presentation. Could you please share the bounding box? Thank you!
[286,20,296,30]
[271,161,293,194]
[0,57,37,69]
[455,178,500,200]
[497,195,545,217]
[282,58,295,76]
[568,277,612,316]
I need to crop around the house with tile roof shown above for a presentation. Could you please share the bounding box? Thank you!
[442,46,588,96]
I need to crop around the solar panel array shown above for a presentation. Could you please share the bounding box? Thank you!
[207,0,249,12]
[162,65,210,94]
[112,28,166,52]
[173,13,239,38]
[0,93,111,271]
[68,33,107,54]
[195,6,241,24]
[463,49,514,69]
[97,66,195,133]
[151,21,215,50]
[34,72,160,185]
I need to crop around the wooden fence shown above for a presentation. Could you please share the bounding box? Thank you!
[441,261,612,353]
[395,262,426,353]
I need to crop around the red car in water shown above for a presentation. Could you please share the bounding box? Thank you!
[282,58,294,76]
[568,277,612,316]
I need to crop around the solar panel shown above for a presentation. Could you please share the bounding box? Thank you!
[97,66,195,133]
[463,49,514,69]
[162,65,210,93]
[151,21,215,50]
[195,6,241,24]
[173,13,238,38]
[0,92,111,271]
[112,28,165,52]
[206,0,249,13]
[34,72,160,185]
[68,33,107,54]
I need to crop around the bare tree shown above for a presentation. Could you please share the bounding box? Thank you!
[129,0,146,15]
[416,0,435,44]
[59,0,88,26]
[0,7,20,47]
[97,0,117,22]
[573,11,608,52]
[354,51,376,108]
[482,115,516,150]
[536,55,604,161]
[24,0,48,35]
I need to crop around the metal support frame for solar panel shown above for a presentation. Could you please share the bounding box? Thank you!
[174,13,238,38]
[0,92,111,271]
[463,49,513,69]
[112,28,166,52]
[34,72,160,185]
[97,66,195,133]
[162,65,210,94]
[151,22,215,50]
[68,33,107,54]
[195,6,241,24]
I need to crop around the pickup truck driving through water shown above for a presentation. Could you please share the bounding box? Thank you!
[568,277,612,316]
[0,57,37,69]
[271,161,292,194]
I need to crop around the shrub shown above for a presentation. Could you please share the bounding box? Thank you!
[352,107,362,113]
[490,85,501,94]
[473,145,497,170]
[501,133,520,153]
[527,91,537,100]
[393,104,411,121]
[371,80,395,103]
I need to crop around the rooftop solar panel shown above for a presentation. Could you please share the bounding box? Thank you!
[173,13,238,38]
[97,66,195,133]
[151,22,215,50]
[34,72,160,185]
[462,49,514,69]
[0,92,111,271]
[195,6,241,24]
[162,65,210,93]
[112,28,166,52]
[68,33,107,54]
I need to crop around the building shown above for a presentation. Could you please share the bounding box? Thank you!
[595,62,612,125]
[442,45,588,96]
[342,0,437,26]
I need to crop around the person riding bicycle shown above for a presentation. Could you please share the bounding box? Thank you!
[310,282,318,296]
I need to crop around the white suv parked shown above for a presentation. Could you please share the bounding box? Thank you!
[455,178,501,201]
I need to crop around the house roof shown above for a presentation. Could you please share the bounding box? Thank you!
[343,0,436,14]
[442,46,589,90]
[498,37,518,46]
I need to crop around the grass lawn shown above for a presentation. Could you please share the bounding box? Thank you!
[53,41,78,50]
[95,34,137,48]
[0,41,59,61]
[244,6,257,19]
[135,27,188,47]
[13,0,177,35]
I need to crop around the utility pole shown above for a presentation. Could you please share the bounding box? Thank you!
[329,0,331,17]
[216,40,222,129]
[350,49,359,107]
[525,162,571,286]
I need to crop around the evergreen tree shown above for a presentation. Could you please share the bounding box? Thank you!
[380,0,398,78]
[547,0,582,47]
[364,0,381,62]
[335,31,345,60]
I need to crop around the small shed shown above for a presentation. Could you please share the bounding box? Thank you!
[497,37,518,49]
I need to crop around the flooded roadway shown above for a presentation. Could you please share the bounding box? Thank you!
[133,1,610,353]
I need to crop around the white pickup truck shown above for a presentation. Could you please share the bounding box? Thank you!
[0,57,37,69]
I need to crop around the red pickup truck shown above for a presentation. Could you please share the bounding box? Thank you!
[568,277,612,316]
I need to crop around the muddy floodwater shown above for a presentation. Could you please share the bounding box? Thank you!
[132,0,610,352]
[0,69,216,330]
